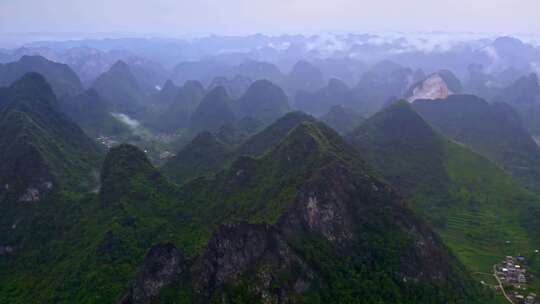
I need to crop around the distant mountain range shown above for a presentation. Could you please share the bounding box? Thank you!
[493,73,540,135]
[2,34,539,129]
[0,55,83,98]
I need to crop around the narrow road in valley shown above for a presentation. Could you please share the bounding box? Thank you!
[493,264,514,304]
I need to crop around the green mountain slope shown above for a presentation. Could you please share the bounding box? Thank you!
[162,121,491,303]
[414,94,540,194]
[347,101,540,276]
[161,132,232,184]
[0,120,494,303]
[0,73,103,201]
[0,73,105,303]
[162,111,315,184]
[235,111,316,157]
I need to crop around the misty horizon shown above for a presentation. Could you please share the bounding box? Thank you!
[1,0,539,41]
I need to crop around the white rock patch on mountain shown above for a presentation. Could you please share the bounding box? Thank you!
[407,74,453,102]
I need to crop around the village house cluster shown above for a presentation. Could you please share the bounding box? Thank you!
[495,256,538,304]
[515,293,538,304]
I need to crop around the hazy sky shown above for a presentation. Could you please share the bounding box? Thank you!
[1,0,539,36]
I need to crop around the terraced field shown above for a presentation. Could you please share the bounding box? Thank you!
[436,207,531,272]
[410,141,540,282]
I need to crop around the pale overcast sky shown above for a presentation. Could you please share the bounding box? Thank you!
[0,0,539,36]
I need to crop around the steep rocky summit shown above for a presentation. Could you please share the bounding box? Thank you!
[407,73,454,102]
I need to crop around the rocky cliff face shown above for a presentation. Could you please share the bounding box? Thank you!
[279,164,358,244]
[279,162,458,283]
[407,73,453,102]
[121,243,186,304]
[192,222,315,303]
[122,222,316,304]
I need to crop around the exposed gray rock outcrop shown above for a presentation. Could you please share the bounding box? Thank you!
[192,222,315,303]
[120,243,186,304]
